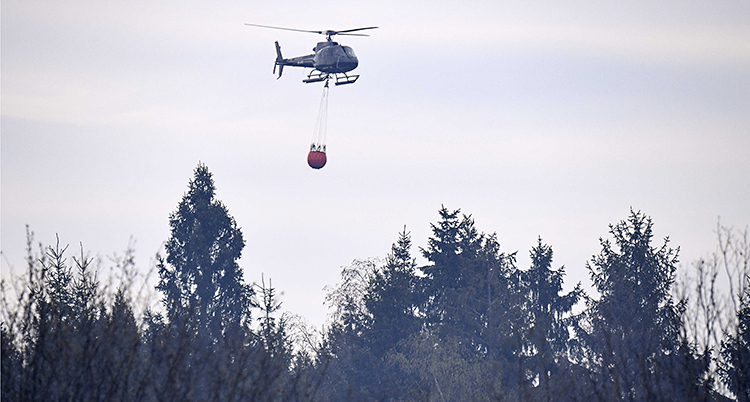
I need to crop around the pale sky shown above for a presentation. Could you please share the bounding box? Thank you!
[2,0,749,326]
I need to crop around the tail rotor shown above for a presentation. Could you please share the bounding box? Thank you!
[274,41,285,79]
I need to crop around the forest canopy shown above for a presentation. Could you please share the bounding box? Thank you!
[2,164,748,401]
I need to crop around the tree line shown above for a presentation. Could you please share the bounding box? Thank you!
[2,163,748,401]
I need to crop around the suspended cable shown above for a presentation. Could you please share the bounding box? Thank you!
[308,80,330,169]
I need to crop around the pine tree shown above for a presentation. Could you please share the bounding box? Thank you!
[720,275,750,402]
[155,163,258,400]
[320,231,427,401]
[421,206,484,344]
[99,290,142,401]
[317,259,379,401]
[157,163,254,339]
[361,227,425,399]
[16,240,108,401]
[522,238,583,401]
[255,275,295,399]
[258,276,291,361]
[1,324,22,398]
[420,207,528,396]
[584,210,689,400]
[365,227,422,358]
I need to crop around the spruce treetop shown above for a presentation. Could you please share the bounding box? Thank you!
[157,163,254,337]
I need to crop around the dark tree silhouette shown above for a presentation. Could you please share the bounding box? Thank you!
[97,290,143,400]
[720,275,750,401]
[153,163,263,401]
[360,227,425,399]
[364,227,422,359]
[583,210,708,401]
[157,163,255,339]
[315,258,379,400]
[0,236,135,401]
[3,179,745,402]
[258,275,292,364]
[1,323,22,398]
[256,275,299,400]
[420,206,528,398]
[522,238,583,401]
[421,207,499,350]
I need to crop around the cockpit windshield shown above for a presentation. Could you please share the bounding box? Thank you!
[343,47,356,58]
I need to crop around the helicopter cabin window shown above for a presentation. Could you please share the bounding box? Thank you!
[343,47,356,57]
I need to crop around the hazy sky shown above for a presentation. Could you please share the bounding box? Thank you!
[2,1,749,326]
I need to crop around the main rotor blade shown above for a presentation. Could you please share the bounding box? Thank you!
[334,26,379,34]
[244,23,322,35]
[335,33,370,37]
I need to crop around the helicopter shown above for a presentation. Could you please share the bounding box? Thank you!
[245,23,377,85]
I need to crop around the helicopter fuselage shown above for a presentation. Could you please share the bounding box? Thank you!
[246,23,375,84]
[312,41,358,73]
[273,41,359,83]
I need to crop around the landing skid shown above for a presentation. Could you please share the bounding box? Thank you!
[333,73,359,86]
[302,70,360,85]
[303,71,329,83]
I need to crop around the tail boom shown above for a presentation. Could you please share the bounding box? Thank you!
[271,41,315,79]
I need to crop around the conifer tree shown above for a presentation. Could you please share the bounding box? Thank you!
[720,276,750,402]
[360,227,424,399]
[255,276,295,398]
[99,290,142,401]
[316,259,379,400]
[157,163,254,339]
[421,206,483,343]
[584,210,691,400]
[420,207,528,396]
[522,238,582,401]
[365,227,422,358]
[1,324,22,398]
[258,276,291,360]
[155,163,258,400]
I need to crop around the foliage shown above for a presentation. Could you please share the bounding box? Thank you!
[522,238,583,401]
[157,163,255,341]
[581,209,709,400]
[1,166,743,401]
[720,275,750,401]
